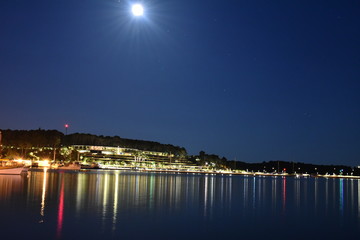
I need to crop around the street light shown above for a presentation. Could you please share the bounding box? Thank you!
[64,124,69,135]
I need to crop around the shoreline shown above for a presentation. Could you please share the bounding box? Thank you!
[29,167,360,179]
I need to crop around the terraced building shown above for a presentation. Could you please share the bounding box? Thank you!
[73,145,199,171]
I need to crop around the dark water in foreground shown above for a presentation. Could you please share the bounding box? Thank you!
[0,170,359,240]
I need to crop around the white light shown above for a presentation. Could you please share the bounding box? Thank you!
[132,4,144,16]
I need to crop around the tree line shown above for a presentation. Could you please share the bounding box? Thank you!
[0,129,187,157]
[1,129,62,148]
[63,133,187,156]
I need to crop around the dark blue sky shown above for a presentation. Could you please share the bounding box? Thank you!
[1,0,359,166]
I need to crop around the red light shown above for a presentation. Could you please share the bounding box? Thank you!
[57,179,64,238]
[283,168,286,171]
[64,124,69,128]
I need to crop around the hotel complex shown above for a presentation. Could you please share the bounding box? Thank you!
[73,145,199,170]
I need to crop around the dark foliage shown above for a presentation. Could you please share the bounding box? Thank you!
[0,129,62,148]
[189,151,228,169]
[63,133,187,156]
[0,129,187,157]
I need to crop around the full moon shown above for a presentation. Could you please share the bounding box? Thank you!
[132,4,144,16]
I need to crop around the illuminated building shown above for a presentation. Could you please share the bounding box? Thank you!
[72,145,198,170]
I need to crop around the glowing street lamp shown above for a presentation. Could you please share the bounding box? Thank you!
[64,124,69,135]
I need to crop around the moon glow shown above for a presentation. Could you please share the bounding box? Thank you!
[132,4,144,16]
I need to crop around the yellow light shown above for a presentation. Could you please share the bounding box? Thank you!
[37,160,51,167]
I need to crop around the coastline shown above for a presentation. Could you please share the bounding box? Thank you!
[29,167,360,179]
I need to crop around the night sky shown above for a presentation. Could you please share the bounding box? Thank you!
[1,0,359,166]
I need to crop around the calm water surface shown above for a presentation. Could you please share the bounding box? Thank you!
[0,170,359,239]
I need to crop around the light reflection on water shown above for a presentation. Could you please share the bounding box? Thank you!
[40,168,47,221]
[340,178,344,215]
[57,176,64,239]
[358,181,360,219]
[0,170,360,239]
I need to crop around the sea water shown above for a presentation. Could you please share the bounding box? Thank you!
[0,170,359,239]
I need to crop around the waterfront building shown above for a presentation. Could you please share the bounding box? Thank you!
[72,145,199,170]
